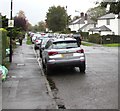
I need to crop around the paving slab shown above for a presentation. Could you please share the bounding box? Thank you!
[2,39,58,109]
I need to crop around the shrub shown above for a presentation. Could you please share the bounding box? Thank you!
[0,28,8,65]
[80,32,89,41]
[88,33,102,44]
[101,35,120,44]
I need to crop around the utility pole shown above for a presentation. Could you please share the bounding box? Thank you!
[66,6,68,28]
[9,0,13,62]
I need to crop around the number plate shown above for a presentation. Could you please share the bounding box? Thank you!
[62,53,73,58]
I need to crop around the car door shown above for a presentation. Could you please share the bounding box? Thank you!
[42,40,53,64]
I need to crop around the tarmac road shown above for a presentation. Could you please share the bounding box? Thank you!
[39,45,118,109]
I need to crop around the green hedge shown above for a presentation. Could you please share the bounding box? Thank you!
[80,32,89,41]
[101,35,120,44]
[88,34,120,44]
[0,28,9,65]
[88,33,102,44]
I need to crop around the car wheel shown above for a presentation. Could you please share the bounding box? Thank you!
[42,60,45,69]
[40,52,42,58]
[79,63,86,73]
[34,46,37,50]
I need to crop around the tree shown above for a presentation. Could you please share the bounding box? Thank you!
[37,21,46,32]
[46,6,68,32]
[87,6,106,22]
[27,22,33,31]
[0,15,8,29]
[100,1,120,14]
[14,10,28,31]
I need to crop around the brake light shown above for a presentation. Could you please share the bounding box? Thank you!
[48,51,58,56]
[76,49,84,53]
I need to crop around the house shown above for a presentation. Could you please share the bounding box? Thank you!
[88,25,113,35]
[68,13,96,32]
[89,13,120,35]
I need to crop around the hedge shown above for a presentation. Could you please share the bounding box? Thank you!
[101,35,120,44]
[88,33,102,44]
[80,32,89,41]
[88,34,120,44]
[0,28,9,65]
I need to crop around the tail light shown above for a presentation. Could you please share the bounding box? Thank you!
[36,40,38,42]
[48,51,58,56]
[76,49,84,53]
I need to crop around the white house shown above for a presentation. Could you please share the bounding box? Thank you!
[88,25,113,35]
[89,13,120,35]
[68,13,96,32]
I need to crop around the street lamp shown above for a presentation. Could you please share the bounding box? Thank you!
[75,10,81,32]
[65,6,68,28]
[9,0,13,62]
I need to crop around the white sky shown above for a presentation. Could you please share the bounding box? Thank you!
[1,0,102,26]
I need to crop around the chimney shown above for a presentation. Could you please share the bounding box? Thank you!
[80,12,84,17]
[85,13,88,20]
[115,14,118,19]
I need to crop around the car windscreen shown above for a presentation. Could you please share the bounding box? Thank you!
[41,38,50,47]
[52,41,78,49]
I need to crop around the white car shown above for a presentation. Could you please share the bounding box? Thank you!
[42,38,86,75]
[31,34,41,44]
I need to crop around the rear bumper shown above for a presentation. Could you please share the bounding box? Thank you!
[47,58,85,68]
[35,44,40,48]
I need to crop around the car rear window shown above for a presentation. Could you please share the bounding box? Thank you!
[52,41,78,49]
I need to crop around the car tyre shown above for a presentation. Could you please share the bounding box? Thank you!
[34,46,37,50]
[79,62,86,73]
[42,60,45,69]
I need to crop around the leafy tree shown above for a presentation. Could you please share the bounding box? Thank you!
[27,22,33,31]
[14,10,28,31]
[37,21,46,32]
[100,1,120,14]
[46,6,68,32]
[87,6,106,22]
[1,15,8,29]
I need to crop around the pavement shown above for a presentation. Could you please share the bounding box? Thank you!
[2,38,58,109]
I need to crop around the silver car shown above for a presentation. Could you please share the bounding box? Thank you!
[41,38,86,75]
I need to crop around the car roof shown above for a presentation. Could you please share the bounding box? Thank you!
[52,38,77,43]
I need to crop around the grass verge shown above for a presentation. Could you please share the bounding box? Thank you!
[103,43,120,47]
[81,42,93,46]
[26,36,32,45]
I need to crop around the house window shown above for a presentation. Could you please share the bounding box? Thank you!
[106,19,110,25]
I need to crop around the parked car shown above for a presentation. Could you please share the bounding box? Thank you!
[72,33,82,45]
[39,37,51,58]
[34,37,42,50]
[31,34,41,44]
[41,38,86,75]
[39,37,56,58]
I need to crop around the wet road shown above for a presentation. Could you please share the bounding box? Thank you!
[38,45,118,109]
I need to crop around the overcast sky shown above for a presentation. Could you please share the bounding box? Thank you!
[1,0,102,25]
